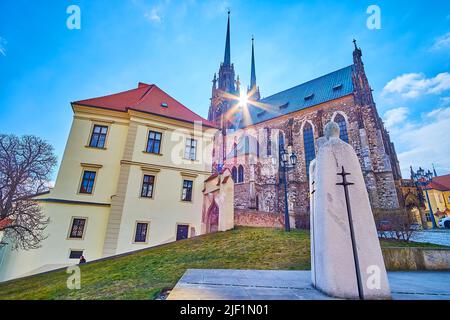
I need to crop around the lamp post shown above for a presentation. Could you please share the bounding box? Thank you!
[412,167,438,229]
[280,147,298,232]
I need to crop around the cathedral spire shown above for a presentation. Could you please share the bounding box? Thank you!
[250,37,256,89]
[224,11,231,66]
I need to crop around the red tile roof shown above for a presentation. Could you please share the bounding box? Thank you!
[427,174,450,191]
[73,83,217,128]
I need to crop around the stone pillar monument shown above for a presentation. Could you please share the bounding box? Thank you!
[310,122,391,299]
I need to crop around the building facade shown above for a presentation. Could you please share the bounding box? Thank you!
[209,13,402,228]
[0,83,220,281]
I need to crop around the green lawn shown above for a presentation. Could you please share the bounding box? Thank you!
[0,227,445,300]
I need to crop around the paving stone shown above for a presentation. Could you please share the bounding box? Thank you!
[167,269,450,300]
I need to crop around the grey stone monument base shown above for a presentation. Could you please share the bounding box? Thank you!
[167,269,450,300]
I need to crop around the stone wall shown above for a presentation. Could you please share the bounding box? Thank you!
[215,93,400,228]
[382,247,450,271]
[234,209,284,228]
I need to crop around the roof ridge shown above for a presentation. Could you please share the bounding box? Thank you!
[134,84,155,105]
[262,64,354,101]
[73,84,151,105]
[150,85,212,124]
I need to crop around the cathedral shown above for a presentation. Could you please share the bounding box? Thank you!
[209,12,402,228]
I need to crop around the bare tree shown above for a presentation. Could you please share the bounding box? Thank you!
[374,207,418,242]
[0,134,57,250]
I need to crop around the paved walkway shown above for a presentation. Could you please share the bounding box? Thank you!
[167,269,450,300]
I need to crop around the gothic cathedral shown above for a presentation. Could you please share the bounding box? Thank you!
[209,12,402,228]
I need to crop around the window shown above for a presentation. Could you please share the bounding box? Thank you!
[303,122,315,179]
[256,141,260,157]
[134,222,149,243]
[279,132,285,152]
[146,131,162,154]
[334,114,349,143]
[69,218,86,239]
[238,165,244,183]
[244,136,250,154]
[181,180,193,202]
[141,175,155,198]
[69,250,84,259]
[266,128,272,156]
[184,138,197,160]
[79,170,96,194]
[233,142,237,158]
[89,125,108,148]
[304,93,314,101]
[231,167,237,182]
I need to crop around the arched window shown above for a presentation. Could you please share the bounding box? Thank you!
[256,140,260,157]
[334,113,349,143]
[231,166,237,182]
[279,131,285,152]
[244,136,250,154]
[266,128,272,156]
[233,142,237,158]
[303,122,315,179]
[238,165,244,183]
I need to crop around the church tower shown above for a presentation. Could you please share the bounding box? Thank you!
[247,37,260,101]
[208,11,239,128]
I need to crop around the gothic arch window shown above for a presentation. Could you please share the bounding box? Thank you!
[231,166,237,182]
[244,136,250,154]
[266,128,272,156]
[303,122,315,179]
[256,140,260,157]
[238,165,244,183]
[279,131,285,152]
[334,113,349,143]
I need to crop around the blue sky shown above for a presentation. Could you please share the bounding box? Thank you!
[0,0,449,179]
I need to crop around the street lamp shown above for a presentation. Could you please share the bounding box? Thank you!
[280,146,297,232]
[411,166,438,229]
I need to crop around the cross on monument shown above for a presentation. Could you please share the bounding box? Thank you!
[336,165,364,300]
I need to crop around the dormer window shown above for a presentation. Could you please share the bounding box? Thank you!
[161,102,168,108]
[304,93,314,101]
[257,110,266,117]
[279,103,289,110]
[333,84,343,91]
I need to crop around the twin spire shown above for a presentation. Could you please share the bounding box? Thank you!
[223,11,231,67]
[221,11,258,95]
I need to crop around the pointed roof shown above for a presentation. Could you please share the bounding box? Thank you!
[235,65,354,128]
[73,83,216,128]
[223,11,231,66]
[250,37,256,88]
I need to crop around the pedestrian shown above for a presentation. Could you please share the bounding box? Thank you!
[79,255,86,264]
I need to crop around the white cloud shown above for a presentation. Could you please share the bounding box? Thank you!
[145,7,162,23]
[386,106,450,177]
[383,107,408,129]
[431,32,450,51]
[439,96,450,107]
[0,36,6,56]
[382,72,450,99]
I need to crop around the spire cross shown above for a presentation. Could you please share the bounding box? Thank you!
[336,166,364,300]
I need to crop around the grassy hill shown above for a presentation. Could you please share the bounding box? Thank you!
[0,227,443,300]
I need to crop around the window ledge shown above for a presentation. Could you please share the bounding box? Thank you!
[180,200,193,203]
[142,151,163,156]
[139,196,155,200]
[85,145,107,150]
